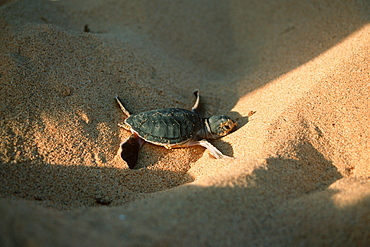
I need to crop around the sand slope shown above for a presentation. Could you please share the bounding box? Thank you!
[1,0,370,246]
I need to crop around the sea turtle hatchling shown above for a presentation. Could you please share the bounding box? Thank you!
[116,90,237,169]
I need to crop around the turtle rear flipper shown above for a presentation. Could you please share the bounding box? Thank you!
[115,96,131,117]
[119,133,144,169]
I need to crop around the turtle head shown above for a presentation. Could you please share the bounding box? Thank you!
[207,115,237,139]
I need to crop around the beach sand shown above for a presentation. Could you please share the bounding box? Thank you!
[1,0,369,246]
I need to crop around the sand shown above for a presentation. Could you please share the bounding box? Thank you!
[1,0,370,246]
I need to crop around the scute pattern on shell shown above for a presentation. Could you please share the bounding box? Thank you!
[125,108,203,145]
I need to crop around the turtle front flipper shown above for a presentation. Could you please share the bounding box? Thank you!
[119,133,144,169]
[191,89,200,112]
[189,140,235,159]
[191,89,206,117]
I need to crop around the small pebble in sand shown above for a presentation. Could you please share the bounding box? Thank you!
[59,85,73,97]
[95,197,112,205]
[248,110,257,117]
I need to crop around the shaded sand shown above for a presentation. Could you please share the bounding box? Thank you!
[1,0,370,246]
